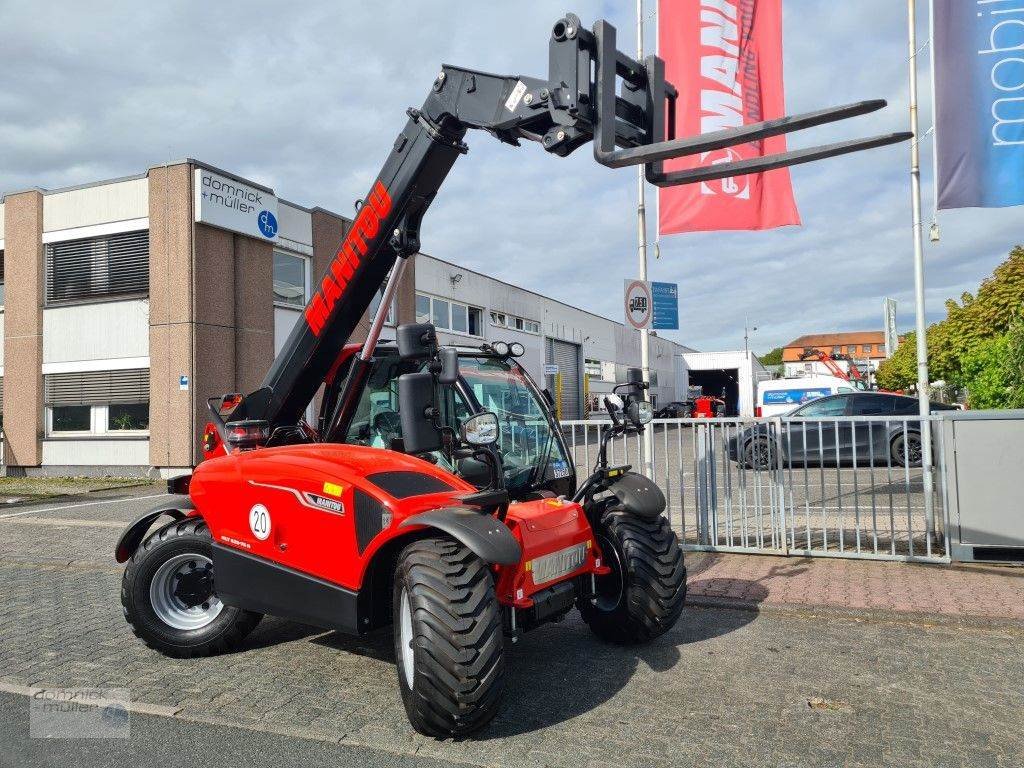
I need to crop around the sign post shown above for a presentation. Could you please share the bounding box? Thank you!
[884,298,899,358]
[624,279,654,330]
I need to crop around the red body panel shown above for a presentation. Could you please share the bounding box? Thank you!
[495,497,607,609]
[190,443,603,601]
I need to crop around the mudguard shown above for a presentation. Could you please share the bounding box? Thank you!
[606,472,666,518]
[114,500,194,563]
[400,507,521,565]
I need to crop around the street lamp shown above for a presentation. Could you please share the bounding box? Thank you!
[744,317,758,357]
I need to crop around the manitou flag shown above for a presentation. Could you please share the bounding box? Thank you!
[658,0,800,234]
[934,0,1024,209]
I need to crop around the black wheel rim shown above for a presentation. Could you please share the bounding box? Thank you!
[905,436,922,464]
[750,440,771,469]
[593,533,625,612]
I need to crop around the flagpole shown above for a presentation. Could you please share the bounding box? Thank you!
[928,0,940,241]
[908,0,936,533]
[637,0,654,480]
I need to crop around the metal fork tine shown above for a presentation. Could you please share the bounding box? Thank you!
[600,100,889,168]
[648,132,912,187]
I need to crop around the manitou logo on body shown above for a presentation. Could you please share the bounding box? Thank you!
[697,0,755,199]
[304,180,393,336]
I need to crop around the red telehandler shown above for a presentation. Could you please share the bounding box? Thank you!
[113,14,908,736]
[799,347,871,389]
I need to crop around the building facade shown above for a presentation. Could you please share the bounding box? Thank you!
[781,331,890,379]
[0,160,414,477]
[1,161,692,476]
[416,255,692,421]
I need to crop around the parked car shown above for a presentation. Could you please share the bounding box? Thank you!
[727,392,958,469]
[655,401,693,418]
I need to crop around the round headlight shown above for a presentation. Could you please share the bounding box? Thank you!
[509,342,525,357]
[491,341,510,357]
[636,401,654,424]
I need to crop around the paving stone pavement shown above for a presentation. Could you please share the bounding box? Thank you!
[1,497,1023,766]
[686,552,1024,622]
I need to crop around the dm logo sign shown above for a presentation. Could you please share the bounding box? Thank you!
[257,210,278,239]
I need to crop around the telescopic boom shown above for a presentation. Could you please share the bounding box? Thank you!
[233,13,909,436]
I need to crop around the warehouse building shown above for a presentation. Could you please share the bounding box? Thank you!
[0,160,693,476]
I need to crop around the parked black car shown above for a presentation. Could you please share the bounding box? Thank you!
[726,392,959,469]
[655,401,693,418]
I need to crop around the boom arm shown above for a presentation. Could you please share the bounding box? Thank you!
[238,13,909,435]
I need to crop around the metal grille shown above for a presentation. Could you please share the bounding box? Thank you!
[44,369,150,406]
[45,230,149,303]
[560,415,951,563]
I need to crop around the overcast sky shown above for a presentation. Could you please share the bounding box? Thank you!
[2,1,1021,353]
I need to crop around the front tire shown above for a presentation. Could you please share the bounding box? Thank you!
[579,508,686,644]
[393,538,505,737]
[121,518,261,658]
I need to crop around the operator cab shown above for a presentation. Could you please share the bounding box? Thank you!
[321,343,576,501]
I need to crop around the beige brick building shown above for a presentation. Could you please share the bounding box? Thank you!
[0,160,415,477]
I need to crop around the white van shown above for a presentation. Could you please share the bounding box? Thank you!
[756,376,855,418]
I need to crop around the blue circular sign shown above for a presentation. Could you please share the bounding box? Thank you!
[257,210,278,239]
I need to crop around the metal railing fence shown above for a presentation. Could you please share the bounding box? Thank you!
[559,416,950,563]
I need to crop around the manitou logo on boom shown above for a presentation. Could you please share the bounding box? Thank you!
[304,181,392,336]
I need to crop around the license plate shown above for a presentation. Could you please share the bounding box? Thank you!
[531,543,587,585]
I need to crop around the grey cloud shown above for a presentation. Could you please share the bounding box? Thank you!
[1,0,1021,354]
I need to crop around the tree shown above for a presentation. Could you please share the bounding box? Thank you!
[959,335,1010,409]
[1006,319,1024,408]
[876,245,1024,400]
[876,332,917,391]
[757,347,783,366]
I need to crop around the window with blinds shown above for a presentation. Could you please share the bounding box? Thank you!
[45,230,149,303]
[0,249,5,306]
[44,369,150,406]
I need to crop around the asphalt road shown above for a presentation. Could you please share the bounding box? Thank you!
[1,489,1022,767]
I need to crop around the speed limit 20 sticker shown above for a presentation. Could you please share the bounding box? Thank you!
[249,504,272,541]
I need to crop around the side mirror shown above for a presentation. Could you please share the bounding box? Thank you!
[439,347,459,385]
[398,371,443,454]
[627,400,653,425]
[396,323,437,360]
[461,412,499,446]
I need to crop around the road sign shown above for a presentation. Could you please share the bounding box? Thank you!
[624,279,653,330]
[652,281,679,330]
[884,298,898,357]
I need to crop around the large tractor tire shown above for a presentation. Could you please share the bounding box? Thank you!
[121,518,261,658]
[393,537,505,737]
[579,508,687,644]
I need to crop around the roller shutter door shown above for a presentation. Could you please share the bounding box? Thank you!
[546,339,581,420]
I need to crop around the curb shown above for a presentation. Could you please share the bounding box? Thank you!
[686,594,1024,631]
[0,481,156,510]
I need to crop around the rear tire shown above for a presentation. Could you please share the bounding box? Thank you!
[579,508,686,644]
[121,518,261,658]
[891,431,923,467]
[743,436,777,470]
[393,537,505,737]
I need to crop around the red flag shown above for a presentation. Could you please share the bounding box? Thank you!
[658,0,800,234]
